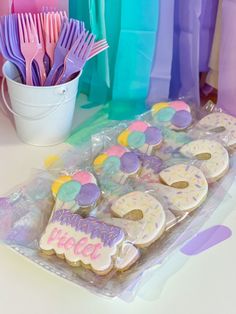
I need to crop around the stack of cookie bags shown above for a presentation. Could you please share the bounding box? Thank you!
[39,100,236,287]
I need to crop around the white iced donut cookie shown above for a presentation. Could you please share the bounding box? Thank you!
[180,139,229,183]
[155,164,208,214]
[111,191,166,248]
[197,112,236,148]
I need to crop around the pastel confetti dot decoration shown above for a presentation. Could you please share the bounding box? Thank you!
[151,101,193,130]
[52,171,101,209]
[51,175,72,198]
[118,121,163,155]
[93,145,140,181]
[44,155,60,169]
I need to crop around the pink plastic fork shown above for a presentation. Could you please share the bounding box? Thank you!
[33,13,46,85]
[44,12,61,68]
[18,13,40,85]
[88,39,109,60]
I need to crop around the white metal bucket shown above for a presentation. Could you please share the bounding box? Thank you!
[1,61,81,146]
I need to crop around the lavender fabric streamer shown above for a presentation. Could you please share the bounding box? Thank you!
[169,0,202,109]
[199,0,218,72]
[146,0,175,106]
[217,0,236,116]
[206,0,222,89]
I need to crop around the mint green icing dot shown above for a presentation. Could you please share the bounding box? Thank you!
[103,156,121,174]
[57,181,81,202]
[128,131,145,149]
[155,107,176,122]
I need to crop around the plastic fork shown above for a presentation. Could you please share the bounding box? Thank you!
[64,40,109,83]
[56,31,95,85]
[44,19,84,86]
[44,12,62,68]
[88,39,109,60]
[18,13,40,85]
[0,16,26,83]
[33,13,47,85]
[6,15,24,65]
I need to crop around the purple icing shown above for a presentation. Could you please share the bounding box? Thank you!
[0,197,11,208]
[171,110,192,129]
[144,127,163,145]
[135,150,163,173]
[76,183,101,207]
[120,152,140,174]
[50,209,124,247]
[6,226,32,245]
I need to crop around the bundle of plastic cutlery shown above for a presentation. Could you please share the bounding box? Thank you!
[0,11,109,86]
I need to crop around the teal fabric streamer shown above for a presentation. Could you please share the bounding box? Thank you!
[105,0,122,98]
[69,0,110,104]
[112,0,159,104]
[88,0,110,104]
[69,0,93,96]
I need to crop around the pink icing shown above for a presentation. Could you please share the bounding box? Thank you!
[106,145,127,157]
[73,171,93,184]
[128,121,149,132]
[48,228,103,260]
[169,101,190,112]
[64,237,76,250]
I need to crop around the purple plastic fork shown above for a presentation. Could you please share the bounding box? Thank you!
[0,16,26,83]
[44,19,84,86]
[56,31,95,85]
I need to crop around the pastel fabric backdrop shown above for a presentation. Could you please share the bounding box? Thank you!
[170,0,202,107]
[217,0,236,116]
[199,0,218,72]
[112,0,159,102]
[147,0,175,105]
[206,0,222,89]
[12,0,68,13]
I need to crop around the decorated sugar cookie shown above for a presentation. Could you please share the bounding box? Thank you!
[93,145,141,183]
[117,121,163,155]
[180,139,229,183]
[40,209,139,274]
[51,170,101,214]
[134,151,163,183]
[151,101,193,130]
[196,112,236,148]
[155,164,208,214]
[111,191,166,248]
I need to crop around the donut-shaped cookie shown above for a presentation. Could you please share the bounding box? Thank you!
[151,101,193,130]
[51,171,101,213]
[111,191,166,248]
[155,164,208,214]
[180,140,229,183]
[93,145,141,183]
[197,112,236,148]
[117,121,163,155]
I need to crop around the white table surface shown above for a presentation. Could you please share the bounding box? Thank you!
[0,101,236,314]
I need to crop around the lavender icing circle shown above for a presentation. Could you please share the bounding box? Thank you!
[120,152,140,174]
[76,183,100,207]
[134,151,163,174]
[145,127,163,145]
[171,110,192,129]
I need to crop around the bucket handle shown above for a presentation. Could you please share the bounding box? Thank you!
[1,77,68,121]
